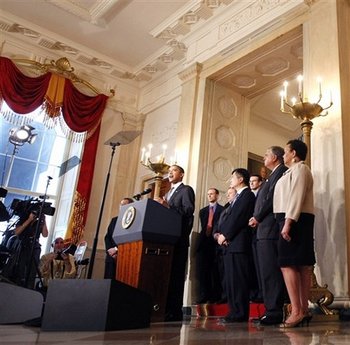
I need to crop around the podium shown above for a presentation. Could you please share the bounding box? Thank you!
[113,198,181,321]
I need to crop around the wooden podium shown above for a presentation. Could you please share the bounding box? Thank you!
[113,199,181,322]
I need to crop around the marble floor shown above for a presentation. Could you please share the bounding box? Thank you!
[1,317,349,345]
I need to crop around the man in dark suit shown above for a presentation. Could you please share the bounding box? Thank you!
[216,186,238,303]
[249,174,263,197]
[249,146,288,325]
[104,197,133,279]
[249,174,264,303]
[214,168,256,323]
[196,188,224,304]
[155,164,195,321]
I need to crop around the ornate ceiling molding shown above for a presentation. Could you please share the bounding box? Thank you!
[46,0,119,25]
[150,0,233,40]
[0,0,304,85]
[178,62,203,82]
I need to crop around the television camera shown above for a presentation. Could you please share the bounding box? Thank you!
[10,197,56,219]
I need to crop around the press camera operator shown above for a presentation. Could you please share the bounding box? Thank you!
[39,237,76,289]
[12,209,48,288]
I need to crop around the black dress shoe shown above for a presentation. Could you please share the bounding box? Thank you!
[164,312,183,322]
[195,298,209,304]
[258,315,283,325]
[250,298,264,303]
[218,316,247,323]
[216,298,228,304]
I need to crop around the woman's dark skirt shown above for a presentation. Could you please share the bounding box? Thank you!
[275,213,316,267]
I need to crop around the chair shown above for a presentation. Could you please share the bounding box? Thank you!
[74,241,89,279]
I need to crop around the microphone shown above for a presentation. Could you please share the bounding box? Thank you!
[133,193,141,200]
[133,188,152,200]
[140,188,152,196]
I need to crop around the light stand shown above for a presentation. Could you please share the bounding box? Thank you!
[87,130,141,279]
[1,125,37,188]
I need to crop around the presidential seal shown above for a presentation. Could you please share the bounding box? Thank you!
[121,206,136,229]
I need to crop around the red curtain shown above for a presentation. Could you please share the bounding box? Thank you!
[0,57,108,134]
[0,56,109,243]
[66,125,101,244]
[0,57,51,113]
[63,80,108,133]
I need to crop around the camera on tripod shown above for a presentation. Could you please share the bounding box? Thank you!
[10,197,56,218]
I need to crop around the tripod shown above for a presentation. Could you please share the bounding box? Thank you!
[24,176,52,289]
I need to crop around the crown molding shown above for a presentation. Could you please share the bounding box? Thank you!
[46,0,119,25]
[0,0,308,86]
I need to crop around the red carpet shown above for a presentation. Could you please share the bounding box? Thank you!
[196,303,265,318]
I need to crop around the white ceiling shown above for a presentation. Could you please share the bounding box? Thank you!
[0,0,302,135]
[0,0,190,68]
[1,0,230,81]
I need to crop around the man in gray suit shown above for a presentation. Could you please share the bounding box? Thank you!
[249,146,288,325]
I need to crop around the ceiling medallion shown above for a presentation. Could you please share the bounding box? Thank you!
[255,57,289,76]
[231,75,256,88]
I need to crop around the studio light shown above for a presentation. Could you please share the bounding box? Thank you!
[2,125,38,188]
[9,125,37,146]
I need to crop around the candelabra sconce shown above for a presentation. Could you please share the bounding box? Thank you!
[140,144,177,199]
[280,75,337,319]
[141,158,170,175]
[280,75,333,166]
[140,158,170,199]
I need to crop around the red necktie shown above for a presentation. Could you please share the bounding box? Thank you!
[206,206,214,236]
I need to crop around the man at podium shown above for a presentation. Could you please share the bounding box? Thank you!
[155,164,195,321]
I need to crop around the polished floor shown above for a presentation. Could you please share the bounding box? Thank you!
[1,317,350,345]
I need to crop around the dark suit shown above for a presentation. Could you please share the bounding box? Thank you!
[218,188,255,320]
[196,203,224,303]
[250,187,264,302]
[254,164,288,320]
[104,216,118,279]
[166,183,195,319]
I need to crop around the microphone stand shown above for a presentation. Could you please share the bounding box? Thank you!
[24,176,51,289]
[87,143,119,279]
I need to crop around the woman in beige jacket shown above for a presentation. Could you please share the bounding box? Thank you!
[274,139,315,328]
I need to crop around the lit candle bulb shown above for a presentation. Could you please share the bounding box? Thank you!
[316,76,322,98]
[280,91,284,110]
[283,81,288,101]
[147,143,153,158]
[162,144,167,160]
[145,151,150,164]
[297,75,303,98]
[140,147,146,163]
[291,97,297,106]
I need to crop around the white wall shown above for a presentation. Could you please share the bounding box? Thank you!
[136,97,182,187]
